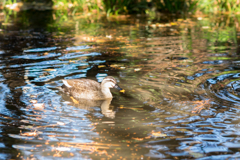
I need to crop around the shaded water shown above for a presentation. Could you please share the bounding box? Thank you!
[1,11,240,159]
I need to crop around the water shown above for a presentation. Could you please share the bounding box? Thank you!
[1,11,240,159]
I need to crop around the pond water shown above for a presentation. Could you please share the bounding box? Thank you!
[1,11,240,159]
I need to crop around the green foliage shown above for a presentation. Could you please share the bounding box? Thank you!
[52,0,103,15]
[5,0,16,5]
[103,0,150,15]
[3,0,240,15]
[153,0,198,14]
[104,0,129,16]
[103,0,198,15]
[197,0,240,13]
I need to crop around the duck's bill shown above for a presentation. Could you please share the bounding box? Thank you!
[114,84,125,93]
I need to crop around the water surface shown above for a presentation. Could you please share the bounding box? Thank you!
[1,11,240,159]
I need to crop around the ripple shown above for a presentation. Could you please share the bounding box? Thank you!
[24,47,58,53]
[12,52,62,59]
[204,73,240,103]
[66,45,90,51]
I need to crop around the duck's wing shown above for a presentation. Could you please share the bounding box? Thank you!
[62,79,101,91]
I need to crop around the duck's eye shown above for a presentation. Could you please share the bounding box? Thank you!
[111,82,117,88]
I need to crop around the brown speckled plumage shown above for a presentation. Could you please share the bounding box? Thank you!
[62,76,120,100]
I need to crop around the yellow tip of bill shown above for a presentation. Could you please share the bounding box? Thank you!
[120,89,125,93]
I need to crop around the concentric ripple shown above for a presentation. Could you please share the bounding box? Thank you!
[204,73,240,104]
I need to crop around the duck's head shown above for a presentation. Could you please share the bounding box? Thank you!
[101,76,122,90]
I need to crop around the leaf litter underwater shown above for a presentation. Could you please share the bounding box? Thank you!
[1,14,240,159]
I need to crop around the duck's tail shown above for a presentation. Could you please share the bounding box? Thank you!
[61,80,71,94]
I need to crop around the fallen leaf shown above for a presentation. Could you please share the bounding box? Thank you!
[170,22,177,25]
[33,103,45,110]
[202,26,210,29]
[152,131,167,137]
[106,35,112,39]
[21,131,38,137]
[188,151,204,158]
[57,122,65,126]
[102,121,115,124]
[53,153,62,157]
[55,147,71,151]
[20,120,30,123]
[134,68,141,72]
[30,100,37,103]
[98,65,106,68]
[44,69,56,71]
[132,137,144,141]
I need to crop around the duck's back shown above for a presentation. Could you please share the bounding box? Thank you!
[62,79,104,100]
[65,79,101,91]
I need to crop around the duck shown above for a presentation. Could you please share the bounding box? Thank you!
[62,76,123,100]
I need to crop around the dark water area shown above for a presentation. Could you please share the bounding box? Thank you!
[1,10,240,159]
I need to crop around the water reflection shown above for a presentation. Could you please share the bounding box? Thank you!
[63,96,116,119]
[1,10,240,159]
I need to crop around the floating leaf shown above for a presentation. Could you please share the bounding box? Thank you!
[57,122,65,126]
[170,22,177,25]
[202,26,210,29]
[30,100,37,103]
[152,131,167,137]
[188,151,204,158]
[134,68,142,72]
[53,153,62,157]
[44,69,56,71]
[33,103,45,110]
[102,121,115,124]
[55,147,71,151]
[106,35,112,39]
[98,65,106,68]
[21,131,38,137]
[20,120,30,123]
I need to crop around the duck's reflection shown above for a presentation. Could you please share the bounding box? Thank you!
[65,96,116,119]
[99,98,115,119]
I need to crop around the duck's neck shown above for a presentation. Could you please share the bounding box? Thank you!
[101,87,113,98]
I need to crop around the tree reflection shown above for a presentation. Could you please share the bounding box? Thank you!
[0,9,54,159]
